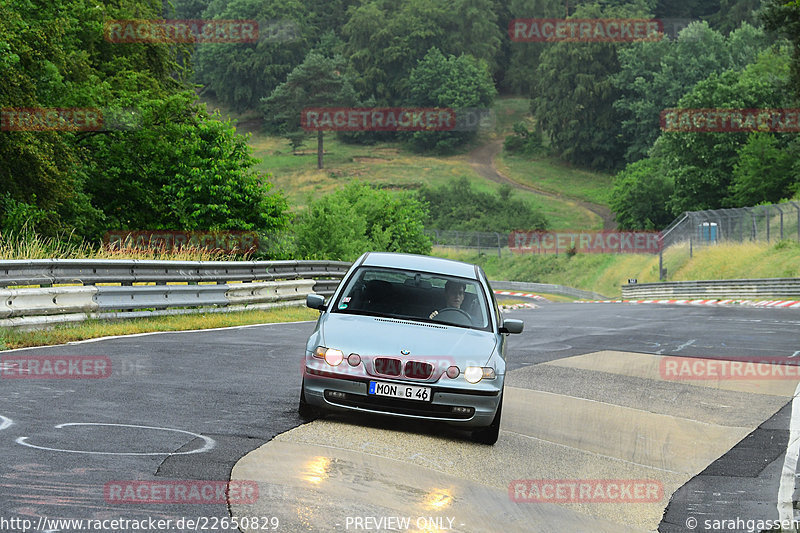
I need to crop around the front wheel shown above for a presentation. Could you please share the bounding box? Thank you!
[298,380,320,421]
[472,396,502,445]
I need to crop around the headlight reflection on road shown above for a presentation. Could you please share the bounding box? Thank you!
[301,456,331,485]
[422,487,453,510]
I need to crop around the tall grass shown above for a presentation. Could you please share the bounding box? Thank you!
[0,230,247,261]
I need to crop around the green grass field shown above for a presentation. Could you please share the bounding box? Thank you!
[496,153,614,207]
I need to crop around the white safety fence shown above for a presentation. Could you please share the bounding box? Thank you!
[622,278,800,300]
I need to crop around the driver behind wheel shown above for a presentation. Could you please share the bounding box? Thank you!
[429,280,467,319]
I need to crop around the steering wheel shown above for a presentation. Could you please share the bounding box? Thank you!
[434,307,473,326]
[438,307,472,320]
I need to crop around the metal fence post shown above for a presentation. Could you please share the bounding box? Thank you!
[765,206,770,242]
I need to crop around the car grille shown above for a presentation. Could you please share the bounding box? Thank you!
[373,357,434,379]
[404,361,433,379]
[374,357,402,376]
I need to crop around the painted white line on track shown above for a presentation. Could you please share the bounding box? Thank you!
[15,422,215,455]
[0,415,12,431]
[777,380,800,522]
[674,339,696,353]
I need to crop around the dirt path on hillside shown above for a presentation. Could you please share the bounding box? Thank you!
[468,140,617,230]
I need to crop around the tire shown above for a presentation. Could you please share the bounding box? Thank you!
[472,396,502,445]
[298,380,320,421]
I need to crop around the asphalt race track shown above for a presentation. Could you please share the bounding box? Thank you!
[1,302,799,532]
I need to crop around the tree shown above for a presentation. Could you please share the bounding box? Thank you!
[728,133,796,205]
[84,92,290,237]
[443,0,503,76]
[261,51,358,168]
[609,158,675,230]
[405,47,497,152]
[762,0,800,100]
[503,0,564,95]
[661,48,792,213]
[0,0,186,238]
[613,22,729,163]
[169,0,213,19]
[193,0,311,111]
[342,0,502,105]
[532,38,625,170]
[531,2,653,171]
[0,0,290,244]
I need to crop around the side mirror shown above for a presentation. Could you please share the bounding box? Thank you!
[500,318,523,334]
[306,293,326,311]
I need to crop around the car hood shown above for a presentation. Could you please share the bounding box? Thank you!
[321,313,497,363]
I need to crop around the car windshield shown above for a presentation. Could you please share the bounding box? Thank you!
[331,267,491,331]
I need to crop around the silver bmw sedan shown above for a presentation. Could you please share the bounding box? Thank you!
[300,251,523,444]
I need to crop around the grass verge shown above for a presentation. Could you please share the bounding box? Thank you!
[0,306,319,350]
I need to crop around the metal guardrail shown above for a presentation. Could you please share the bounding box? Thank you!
[0,259,350,329]
[622,278,800,300]
[490,280,609,301]
[0,259,350,287]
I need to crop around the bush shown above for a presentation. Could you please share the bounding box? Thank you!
[295,182,431,261]
[418,177,548,232]
[503,122,546,157]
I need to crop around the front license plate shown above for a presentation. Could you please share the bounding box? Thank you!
[369,381,431,402]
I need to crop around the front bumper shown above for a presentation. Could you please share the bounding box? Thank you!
[302,365,503,428]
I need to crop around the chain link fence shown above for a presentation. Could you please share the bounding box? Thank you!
[425,229,508,257]
[655,201,800,280]
[427,201,800,279]
[661,202,800,251]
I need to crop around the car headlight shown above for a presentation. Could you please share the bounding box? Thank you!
[464,366,496,383]
[313,346,344,366]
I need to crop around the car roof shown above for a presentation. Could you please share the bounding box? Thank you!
[360,252,479,280]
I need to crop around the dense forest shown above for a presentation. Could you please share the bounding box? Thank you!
[1,0,799,256]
